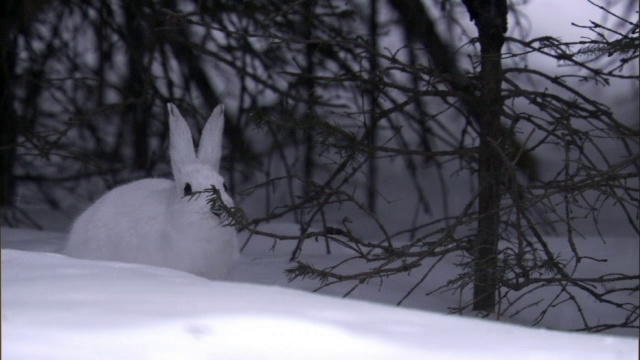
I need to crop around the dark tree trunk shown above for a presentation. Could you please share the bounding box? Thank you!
[0,1,32,207]
[389,0,510,312]
[123,2,150,172]
[0,42,17,206]
[367,0,379,213]
[289,0,319,262]
[462,0,508,313]
[303,0,317,189]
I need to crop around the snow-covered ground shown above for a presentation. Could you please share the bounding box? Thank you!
[2,226,637,359]
[3,1,637,358]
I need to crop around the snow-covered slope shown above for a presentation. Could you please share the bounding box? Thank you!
[2,247,635,360]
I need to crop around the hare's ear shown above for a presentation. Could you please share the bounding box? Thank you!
[198,104,224,170]
[167,103,197,172]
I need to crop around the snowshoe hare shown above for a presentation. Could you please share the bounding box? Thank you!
[64,103,238,279]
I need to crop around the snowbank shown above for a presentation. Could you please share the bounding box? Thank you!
[2,248,635,360]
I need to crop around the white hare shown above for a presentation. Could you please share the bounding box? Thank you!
[64,103,238,279]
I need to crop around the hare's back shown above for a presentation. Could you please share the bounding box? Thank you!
[87,178,174,219]
[65,178,175,262]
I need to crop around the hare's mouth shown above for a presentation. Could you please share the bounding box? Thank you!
[210,203,225,217]
[205,188,227,218]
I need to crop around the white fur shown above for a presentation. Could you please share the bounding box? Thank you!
[64,104,238,279]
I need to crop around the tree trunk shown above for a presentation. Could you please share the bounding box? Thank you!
[0,43,17,206]
[303,0,317,189]
[123,1,150,172]
[462,0,508,313]
[0,1,26,207]
[367,0,379,213]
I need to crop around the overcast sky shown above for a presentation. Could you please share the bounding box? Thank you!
[523,0,637,40]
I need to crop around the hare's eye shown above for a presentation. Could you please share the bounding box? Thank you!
[183,183,192,196]
[223,182,228,192]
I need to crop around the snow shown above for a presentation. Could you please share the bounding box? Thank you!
[2,227,637,359]
[3,0,637,357]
